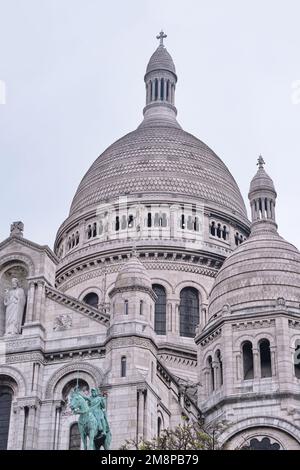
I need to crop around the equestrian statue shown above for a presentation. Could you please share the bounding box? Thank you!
[70,387,112,450]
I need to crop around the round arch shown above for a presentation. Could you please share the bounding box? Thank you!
[0,366,27,397]
[45,362,103,399]
[220,417,300,449]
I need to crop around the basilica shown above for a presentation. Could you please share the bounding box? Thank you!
[1,32,300,450]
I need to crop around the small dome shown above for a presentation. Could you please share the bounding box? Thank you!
[114,255,152,290]
[208,230,300,318]
[146,45,176,76]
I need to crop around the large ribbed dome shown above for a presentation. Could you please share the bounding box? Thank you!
[69,125,247,218]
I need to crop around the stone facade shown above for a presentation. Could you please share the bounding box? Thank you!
[0,34,299,451]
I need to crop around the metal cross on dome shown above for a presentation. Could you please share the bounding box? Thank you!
[257,154,265,168]
[156,30,167,46]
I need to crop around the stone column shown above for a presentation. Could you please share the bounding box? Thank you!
[253,348,260,379]
[13,406,26,450]
[24,405,37,449]
[270,345,277,377]
[53,404,62,450]
[33,280,44,322]
[212,361,219,390]
[163,79,167,101]
[158,79,161,101]
[25,281,36,323]
[236,353,242,380]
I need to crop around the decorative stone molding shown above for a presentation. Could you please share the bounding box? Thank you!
[158,353,197,368]
[55,252,221,290]
[45,361,104,399]
[105,335,157,355]
[232,319,275,331]
[45,286,110,326]
[289,319,300,329]
[0,252,35,277]
[0,364,27,396]
[200,328,222,348]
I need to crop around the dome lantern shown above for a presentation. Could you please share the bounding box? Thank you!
[248,156,277,233]
[140,31,180,129]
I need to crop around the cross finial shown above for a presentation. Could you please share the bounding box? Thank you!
[257,154,265,169]
[156,30,167,46]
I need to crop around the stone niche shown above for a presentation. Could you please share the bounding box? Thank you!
[0,262,28,337]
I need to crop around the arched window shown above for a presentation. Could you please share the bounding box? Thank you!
[215,349,223,387]
[259,339,272,378]
[242,341,254,380]
[121,356,126,377]
[83,292,99,308]
[179,287,199,338]
[124,300,129,315]
[0,386,13,450]
[115,216,120,231]
[153,284,166,335]
[216,223,222,238]
[69,423,81,450]
[210,221,216,236]
[157,416,162,436]
[207,356,214,392]
[147,213,152,228]
[294,341,300,379]
[139,300,143,315]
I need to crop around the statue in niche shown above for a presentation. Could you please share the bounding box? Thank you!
[3,278,26,335]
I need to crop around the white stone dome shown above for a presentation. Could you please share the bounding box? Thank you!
[69,125,247,219]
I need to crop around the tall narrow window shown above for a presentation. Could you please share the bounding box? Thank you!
[243,341,254,380]
[128,215,134,228]
[179,287,199,338]
[124,300,129,315]
[147,213,152,228]
[154,79,158,100]
[153,284,166,335]
[216,349,223,387]
[140,300,143,315]
[121,356,127,377]
[69,423,81,450]
[207,356,214,392]
[115,216,120,231]
[259,339,272,378]
[210,221,216,236]
[0,386,13,450]
[160,78,164,100]
[181,214,185,229]
[158,416,162,436]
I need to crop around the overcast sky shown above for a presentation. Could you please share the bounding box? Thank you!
[0,0,299,250]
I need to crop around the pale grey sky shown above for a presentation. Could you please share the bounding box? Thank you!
[0,0,299,249]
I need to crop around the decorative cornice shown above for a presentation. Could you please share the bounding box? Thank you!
[0,235,58,264]
[45,285,110,326]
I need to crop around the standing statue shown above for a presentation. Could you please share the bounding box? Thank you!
[3,278,26,336]
[70,387,111,450]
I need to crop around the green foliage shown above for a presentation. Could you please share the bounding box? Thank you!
[120,420,225,450]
